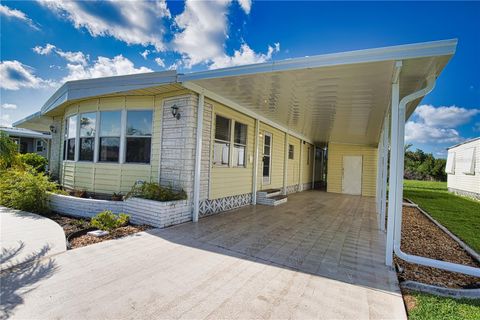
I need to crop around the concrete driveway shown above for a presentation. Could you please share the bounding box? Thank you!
[2,191,406,319]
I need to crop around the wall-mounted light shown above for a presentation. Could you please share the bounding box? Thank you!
[49,125,57,133]
[171,104,181,120]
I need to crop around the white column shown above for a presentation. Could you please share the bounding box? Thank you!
[380,114,389,231]
[386,82,399,267]
[376,129,384,214]
[311,146,316,189]
[283,133,288,195]
[193,93,205,222]
[252,119,260,204]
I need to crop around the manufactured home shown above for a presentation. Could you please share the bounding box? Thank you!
[0,126,51,158]
[16,39,480,277]
[446,137,480,199]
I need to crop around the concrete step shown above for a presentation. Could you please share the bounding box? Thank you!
[256,188,282,199]
[257,194,288,206]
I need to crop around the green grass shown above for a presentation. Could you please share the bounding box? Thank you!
[403,180,480,252]
[408,292,480,320]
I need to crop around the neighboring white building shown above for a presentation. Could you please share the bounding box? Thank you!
[445,137,480,200]
[0,126,51,159]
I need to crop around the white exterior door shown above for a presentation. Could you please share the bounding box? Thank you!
[262,132,272,185]
[342,156,362,195]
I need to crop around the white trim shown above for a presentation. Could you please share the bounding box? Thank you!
[380,113,389,232]
[299,140,303,189]
[182,82,313,144]
[252,119,260,204]
[283,133,288,195]
[311,146,316,189]
[193,93,205,222]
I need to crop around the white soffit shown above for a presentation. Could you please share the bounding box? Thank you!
[181,39,457,145]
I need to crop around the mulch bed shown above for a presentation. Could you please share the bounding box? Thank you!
[69,225,150,249]
[43,212,90,235]
[394,206,480,289]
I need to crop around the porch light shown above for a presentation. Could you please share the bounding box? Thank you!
[171,104,181,120]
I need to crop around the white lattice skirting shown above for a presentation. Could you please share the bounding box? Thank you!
[199,193,252,217]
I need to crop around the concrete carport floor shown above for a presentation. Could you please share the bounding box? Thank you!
[3,191,406,320]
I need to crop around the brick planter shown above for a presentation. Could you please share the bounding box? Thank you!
[48,193,191,228]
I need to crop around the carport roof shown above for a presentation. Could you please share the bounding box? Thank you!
[14,39,457,145]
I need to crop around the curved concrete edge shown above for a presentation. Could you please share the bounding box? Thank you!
[0,206,67,270]
[401,281,480,299]
[404,198,480,263]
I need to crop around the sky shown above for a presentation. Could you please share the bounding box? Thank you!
[1,1,479,157]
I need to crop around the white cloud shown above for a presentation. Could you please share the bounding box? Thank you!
[237,0,252,14]
[1,103,17,110]
[405,121,463,144]
[38,0,170,51]
[33,43,89,66]
[414,104,480,127]
[0,4,39,30]
[173,0,278,69]
[0,113,12,127]
[33,43,56,55]
[210,42,280,69]
[62,55,152,82]
[154,57,165,68]
[0,60,53,90]
[141,50,151,59]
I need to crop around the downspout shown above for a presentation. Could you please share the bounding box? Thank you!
[193,93,205,222]
[392,74,480,277]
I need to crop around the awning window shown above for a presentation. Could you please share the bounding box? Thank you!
[445,152,455,174]
[461,148,476,175]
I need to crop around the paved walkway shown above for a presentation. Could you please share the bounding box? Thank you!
[2,192,406,319]
[0,206,67,270]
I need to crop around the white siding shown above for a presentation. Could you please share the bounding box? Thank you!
[447,139,480,196]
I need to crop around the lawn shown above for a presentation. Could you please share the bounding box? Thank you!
[403,180,480,252]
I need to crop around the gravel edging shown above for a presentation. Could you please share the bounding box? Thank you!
[401,281,480,299]
[404,198,480,263]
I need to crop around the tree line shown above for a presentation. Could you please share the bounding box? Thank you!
[404,144,447,181]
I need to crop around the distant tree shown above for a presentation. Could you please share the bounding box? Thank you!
[404,145,446,181]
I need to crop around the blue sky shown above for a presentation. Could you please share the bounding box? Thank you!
[1,1,479,157]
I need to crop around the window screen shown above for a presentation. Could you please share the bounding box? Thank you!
[214,115,231,165]
[99,111,121,162]
[233,122,247,167]
[288,144,294,159]
[125,110,153,163]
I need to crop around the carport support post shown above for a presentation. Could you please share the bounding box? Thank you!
[380,114,389,231]
[193,93,205,223]
[252,119,260,204]
[283,133,289,195]
[385,80,400,267]
[311,146,316,190]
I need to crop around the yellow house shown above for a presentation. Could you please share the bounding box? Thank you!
[14,39,456,222]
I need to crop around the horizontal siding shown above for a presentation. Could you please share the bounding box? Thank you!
[210,102,255,199]
[287,136,301,186]
[302,143,314,184]
[447,140,480,194]
[327,143,378,197]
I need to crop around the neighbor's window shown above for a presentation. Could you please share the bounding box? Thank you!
[213,115,231,166]
[125,110,153,163]
[462,148,475,175]
[98,111,121,162]
[445,152,455,174]
[288,144,294,160]
[79,112,96,161]
[36,140,43,152]
[66,115,77,160]
[307,147,310,165]
[233,121,247,167]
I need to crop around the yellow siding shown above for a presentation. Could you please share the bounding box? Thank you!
[327,143,378,197]
[210,101,255,199]
[287,136,301,186]
[257,123,286,190]
[301,142,314,184]
[60,95,165,194]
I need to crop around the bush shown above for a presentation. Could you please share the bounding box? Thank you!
[90,210,130,231]
[0,131,20,169]
[126,182,187,202]
[18,153,48,173]
[0,166,58,213]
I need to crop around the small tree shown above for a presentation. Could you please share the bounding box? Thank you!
[0,131,19,169]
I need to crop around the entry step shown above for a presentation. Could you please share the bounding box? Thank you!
[256,189,287,206]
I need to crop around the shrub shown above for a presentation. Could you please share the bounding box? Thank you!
[126,182,187,202]
[18,153,48,173]
[0,166,58,213]
[0,131,20,169]
[90,210,130,231]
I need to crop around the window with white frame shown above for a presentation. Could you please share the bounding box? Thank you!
[307,146,310,165]
[65,115,77,160]
[36,140,43,152]
[233,121,247,167]
[125,110,153,163]
[445,152,455,174]
[213,115,231,166]
[98,111,121,162]
[79,112,96,161]
[462,148,475,175]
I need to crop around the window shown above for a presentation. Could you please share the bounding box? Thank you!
[445,152,455,174]
[36,140,43,152]
[307,146,310,165]
[79,112,96,161]
[65,115,77,160]
[99,111,121,162]
[288,144,294,159]
[125,110,152,163]
[233,122,247,167]
[213,115,231,166]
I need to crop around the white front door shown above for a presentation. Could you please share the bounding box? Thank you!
[262,132,272,185]
[342,156,362,195]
